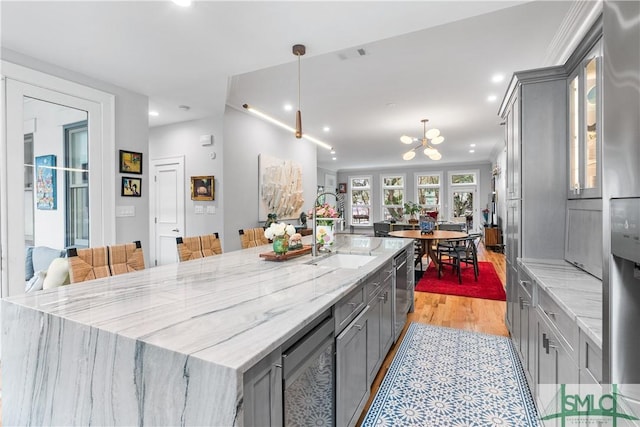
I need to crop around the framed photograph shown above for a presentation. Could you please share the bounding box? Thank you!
[119,150,143,174]
[121,177,142,197]
[35,154,57,210]
[191,176,214,201]
[338,182,347,193]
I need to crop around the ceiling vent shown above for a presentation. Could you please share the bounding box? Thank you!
[337,47,368,61]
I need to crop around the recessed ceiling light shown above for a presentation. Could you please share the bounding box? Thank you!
[470,143,476,147]
[149,111,159,117]
[487,95,497,102]
[330,149,336,154]
[284,104,293,111]
[332,157,337,160]
[469,149,475,153]
[491,74,504,83]
[323,126,331,132]
[172,0,192,6]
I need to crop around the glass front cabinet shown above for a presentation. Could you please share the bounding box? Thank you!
[568,40,602,199]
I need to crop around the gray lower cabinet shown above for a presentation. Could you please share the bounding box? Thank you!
[367,280,394,382]
[336,306,371,427]
[243,348,283,427]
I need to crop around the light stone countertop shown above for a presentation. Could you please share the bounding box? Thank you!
[518,258,603,348]
[4,234,411,373]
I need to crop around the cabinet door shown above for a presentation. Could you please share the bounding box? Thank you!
[511,96,521,199]
[336,306,370,427]
[517,287,531,371]
[243,349,283,427]
[366,296,382,382]
[380,283,394,357]
[506,199,520,266]
[505,263,516,331]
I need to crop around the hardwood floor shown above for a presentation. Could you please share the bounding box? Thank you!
[357,243,508,426]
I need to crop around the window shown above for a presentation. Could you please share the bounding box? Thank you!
[416,173,441,216]
[349,176,371,225]
[65,121,89,248]
[448,170,478,230]
[381,174,404,221]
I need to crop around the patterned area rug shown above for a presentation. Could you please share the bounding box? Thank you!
[362,323,539,426]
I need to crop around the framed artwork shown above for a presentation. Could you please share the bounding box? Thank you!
[191,176,214,201]
[35,154,57,210]
[258,154,303,220]
[119,150,143,174]
[338,183,347,193]
[121,177,142,197]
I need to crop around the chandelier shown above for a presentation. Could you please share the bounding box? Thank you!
[401,119,444,161]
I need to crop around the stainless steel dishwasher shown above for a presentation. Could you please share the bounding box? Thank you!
[282,316,335,426]
[394,249,410,340]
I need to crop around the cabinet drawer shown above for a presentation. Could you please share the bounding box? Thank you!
[538,289,578,354]
[579,330,602,384]
[335,286,365,334]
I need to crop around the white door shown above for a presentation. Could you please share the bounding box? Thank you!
[449,186,478,231]
[150,157,184,266]
[2,71,113,297]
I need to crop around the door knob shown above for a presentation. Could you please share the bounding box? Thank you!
[172,228,179,232]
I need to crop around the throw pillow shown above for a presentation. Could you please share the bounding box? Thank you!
[25,246,35,281]
[43,258,70,289]
[25,270,46,293]
[32,246,65,273]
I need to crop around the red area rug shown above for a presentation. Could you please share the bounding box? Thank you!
[415,261,506,301]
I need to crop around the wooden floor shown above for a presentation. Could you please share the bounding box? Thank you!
[357,243,508,426]
[0,245,505,427]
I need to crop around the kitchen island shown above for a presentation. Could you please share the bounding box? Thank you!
[1,234,412,426]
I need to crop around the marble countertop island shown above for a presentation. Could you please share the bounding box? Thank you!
[518,258,603,348]
[2,234,411,426]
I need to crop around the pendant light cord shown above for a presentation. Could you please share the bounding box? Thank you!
[297,53,301,111]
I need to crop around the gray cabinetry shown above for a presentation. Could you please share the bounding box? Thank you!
[500,66,568,349]
[243,348,283,427]
[515,266,536,388]
[565,199,603,279]
[367,276,394,382]
[536,308,579,388]
[336,306,370,427]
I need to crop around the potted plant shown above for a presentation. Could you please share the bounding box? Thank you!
[403,201,421,224]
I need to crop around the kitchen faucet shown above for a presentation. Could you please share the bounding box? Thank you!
[312,191,341,257]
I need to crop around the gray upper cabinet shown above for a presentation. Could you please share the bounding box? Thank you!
[567,40,603,199]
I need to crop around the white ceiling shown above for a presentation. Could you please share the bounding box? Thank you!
[1,1,574,171]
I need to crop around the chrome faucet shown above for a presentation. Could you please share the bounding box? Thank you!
[312,191,340,257]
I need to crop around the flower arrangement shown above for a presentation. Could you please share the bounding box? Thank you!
[289,233,303,250]
[309,203,340,226]
[264,222,296,240]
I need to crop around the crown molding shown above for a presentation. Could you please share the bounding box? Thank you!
[543,0,603,66]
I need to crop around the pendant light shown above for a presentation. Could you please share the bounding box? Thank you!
[400,119,445,161]
[292,44,306,139]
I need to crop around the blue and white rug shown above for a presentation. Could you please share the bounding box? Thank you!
[362,323,539,426]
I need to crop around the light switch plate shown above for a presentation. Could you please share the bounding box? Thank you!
[195,205,204,214]
[116,206,135,217]
[206,205,216,214]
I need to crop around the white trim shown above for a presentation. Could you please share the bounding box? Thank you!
[380,173,405,220]
[348,175,372,226]
[415,171,443,215]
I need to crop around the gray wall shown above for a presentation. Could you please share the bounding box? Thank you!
[337,162,492,226]
[1,48,150,261]
[222,106,318,252]
[149,116,225,245]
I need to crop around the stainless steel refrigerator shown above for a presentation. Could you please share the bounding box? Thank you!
[603,0,640,414]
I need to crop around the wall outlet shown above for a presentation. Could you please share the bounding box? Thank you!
[195,205,204,214]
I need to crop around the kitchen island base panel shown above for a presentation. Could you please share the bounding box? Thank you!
[1,301,240,426]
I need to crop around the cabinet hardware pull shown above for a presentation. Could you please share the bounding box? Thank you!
[544,310,556,317]
[543,333,549,353]
[355,324,363,330]
[372,282,381,287]
[519,280,531,286]
[548,339,558,350]
[274,363,282,369]
[519,297,529,309]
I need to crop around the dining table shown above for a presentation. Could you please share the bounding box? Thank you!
[388,229,468,270]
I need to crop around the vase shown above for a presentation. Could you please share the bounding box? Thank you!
[316,222,334,251]
[272,236,288,255]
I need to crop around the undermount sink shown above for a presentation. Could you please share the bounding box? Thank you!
[307,253,375,269]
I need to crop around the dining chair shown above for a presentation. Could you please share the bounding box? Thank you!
[439,235,479,283]
[67,246,111,283]
[176,236,204,261]
[200,233,223,257]
[109,241,145,276]
[239,228,269,249]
